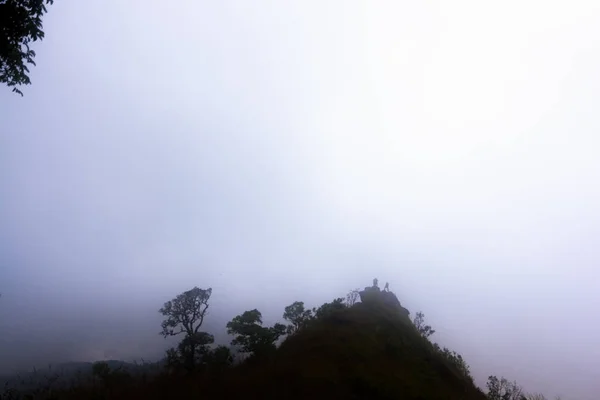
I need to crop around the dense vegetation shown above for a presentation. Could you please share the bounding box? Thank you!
[0,0,54,95]
[0,279,568,399]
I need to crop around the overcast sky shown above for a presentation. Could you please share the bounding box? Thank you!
[1,1,599,399]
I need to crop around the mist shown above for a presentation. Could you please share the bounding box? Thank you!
[1,1,599,399]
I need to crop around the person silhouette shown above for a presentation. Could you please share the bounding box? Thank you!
[384,282,389,292]
[373,278,378,287]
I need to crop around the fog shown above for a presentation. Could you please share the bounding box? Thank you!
[1,1,599,399]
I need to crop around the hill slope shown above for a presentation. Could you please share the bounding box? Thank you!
[3,290,488,400]
[219,290,488,400]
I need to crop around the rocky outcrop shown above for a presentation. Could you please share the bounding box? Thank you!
[359,286,410,318]
[359,285,381,303]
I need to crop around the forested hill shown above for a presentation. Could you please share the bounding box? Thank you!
[1,285,546,400]
[209,287,488,400]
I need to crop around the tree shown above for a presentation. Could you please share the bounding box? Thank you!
[486,375,524,400]
[345,288,360,306]
[282,301,313,334]
[203,345,234,374]
[159,287,212,337]
[434,344,473,382]
[178,331,214,356]
[177,331,214,370]
[226,309,286,356]
[313,297,346,320]
[159,287,212,370]
[164,333,228,373]
[1,0,54,95]
[524,394,547,400]
[413,311,435,339]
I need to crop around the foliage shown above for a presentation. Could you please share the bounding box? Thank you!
[413,311,435,339]
[433,343,473,382]
[282,301,313,334]
[159,287,213,370]
[312,297,346,320]
[486,375,524,400]
[524,394,548,400]
[226,309,286,356]
[165,331,215,372]
[164,337,233,375]
[0,0,54,95]
[159,287,212,337]
[179,331,214,359]
[345,288,360,306]
[203,345,234,373]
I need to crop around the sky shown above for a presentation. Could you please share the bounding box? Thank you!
[1,0,599,398]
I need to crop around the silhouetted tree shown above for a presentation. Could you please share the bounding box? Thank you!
[159,287,212,370]
[165,336,232,374]
[413,311,435,339]
[180,331,214,355]
[159,287,212,337]
[283,301,313,334]
[486,375,524,400]
[1,0,54,95]
[178,332,215,370]
[433,344,473,382]
[345,289,360,306]
[226,309,286,356]
[313,297,346,319]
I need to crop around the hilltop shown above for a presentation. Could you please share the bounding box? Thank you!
[206,287,487,400]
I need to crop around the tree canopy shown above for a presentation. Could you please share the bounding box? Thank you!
[486,375,524,400]
[413,311,436,339]
[0,0,54,95]
[159,287,213,371]
[282,301,313,335]
[159,287,212,337]
[226,309,286,356]
[313,297,346,319]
